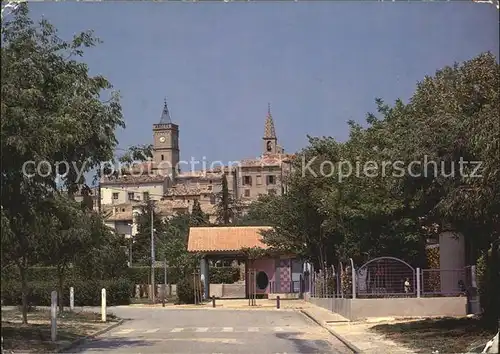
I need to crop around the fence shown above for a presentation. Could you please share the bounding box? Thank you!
[309,257,472,299]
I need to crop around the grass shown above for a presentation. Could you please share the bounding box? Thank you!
[1,307,119,353]
[371,317,497,353]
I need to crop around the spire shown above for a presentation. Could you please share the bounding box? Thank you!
[264,103,276,139]
[159,98,171,124]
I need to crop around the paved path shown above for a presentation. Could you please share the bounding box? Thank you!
[69,308,352,353]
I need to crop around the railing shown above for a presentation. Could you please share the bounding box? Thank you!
[421,268,467,297]
[308,263,472,299]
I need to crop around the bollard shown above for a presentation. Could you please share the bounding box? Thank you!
[50,291,57,342]
[212,295,216,308]
[101,288,106,322]
[276,296,280,309]
[69,287,74,311]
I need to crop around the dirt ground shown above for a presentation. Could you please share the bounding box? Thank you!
[1,308,119,353]
[371,317,497,353]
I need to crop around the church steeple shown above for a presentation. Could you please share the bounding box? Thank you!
[264,103,276,139]
[263,103,278,154]
[159,98,171,124]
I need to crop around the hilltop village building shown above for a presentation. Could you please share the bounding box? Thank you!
[99,101,293,238]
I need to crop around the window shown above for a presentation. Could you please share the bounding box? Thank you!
[244,189,251,197]
[207,185,212,191]
[266,141,272,152]
[267,175,276,185]
[128,192,134,200]
[209,194,216,205]
[143,192,150,201]
[268,189,276,196]
[256,175,262,185]
[243,176,252,186]
[112,192,119,200]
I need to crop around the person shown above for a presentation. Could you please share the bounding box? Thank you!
[404,278,411,293]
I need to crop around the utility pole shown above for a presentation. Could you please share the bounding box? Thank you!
[150,201,155,303]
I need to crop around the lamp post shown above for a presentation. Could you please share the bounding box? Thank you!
[150,201,156,303]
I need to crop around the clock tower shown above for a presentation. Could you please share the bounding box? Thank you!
[153,99,180,178]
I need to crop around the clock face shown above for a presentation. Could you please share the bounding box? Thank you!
[159,136,166,143]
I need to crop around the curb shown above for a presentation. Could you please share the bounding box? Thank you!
[57,319,126,353]
[299,310,363,354]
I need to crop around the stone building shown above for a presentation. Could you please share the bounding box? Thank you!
[100,100,293,237]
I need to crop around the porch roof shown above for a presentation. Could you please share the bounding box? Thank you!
[187,226,272,253]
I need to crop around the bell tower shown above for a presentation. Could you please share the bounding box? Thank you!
[263,103,278,154]
[153,99,179,178]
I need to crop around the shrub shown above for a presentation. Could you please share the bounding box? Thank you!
[126,266,183,285]
[1,277,132,307]
[176,277,203,304]
[209,267,240,284]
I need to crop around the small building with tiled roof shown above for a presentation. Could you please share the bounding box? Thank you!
[187,226,304,299]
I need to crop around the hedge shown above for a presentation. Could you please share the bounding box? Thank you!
[1,265,241,286]
[1,278,131,306]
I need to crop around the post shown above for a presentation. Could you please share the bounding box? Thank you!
[164,259,167,287]
[416,268,421,298]
[276,295,280,309]
[150,202,155,304]
[69,287,74,311]
[350,258,356,299]
[51,291,57,342]
[101,288,106,322]
[162,283,166,307]
[212,295,216,308]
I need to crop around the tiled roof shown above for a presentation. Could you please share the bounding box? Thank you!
[101,174,165,185]
[187,226,272,253]
[239,153,295,168]
[164,184,213,196]
[177,171,224,179]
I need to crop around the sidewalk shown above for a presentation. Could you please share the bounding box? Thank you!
[126,299,312,310]
[300,304,416,354]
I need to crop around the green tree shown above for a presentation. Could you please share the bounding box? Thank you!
[215,174,242,225]
[1,4,124,323]
[190,199,209,226]
[133,200,168,264]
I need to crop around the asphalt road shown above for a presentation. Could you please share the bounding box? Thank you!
[69,307,352,354]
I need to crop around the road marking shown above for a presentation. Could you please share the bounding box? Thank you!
[274,327,285,332]
[222,327,233,332]
[248,327,259,332]
[115,329,135,334]
[145,328,159,333]
[195,327,209,332]
[170,328,183,332]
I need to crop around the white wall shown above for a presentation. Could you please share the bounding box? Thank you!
[439,231,466,294]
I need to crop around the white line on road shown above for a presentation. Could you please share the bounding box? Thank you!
[222,327,233,332]
[196,327,209,332]
[248,327,259,332]
[170,328,183,332]
[145,328,159,333]
[115,329,135,334]
[274,327,285,332]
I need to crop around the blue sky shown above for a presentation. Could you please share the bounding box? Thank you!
[28,2,499,168]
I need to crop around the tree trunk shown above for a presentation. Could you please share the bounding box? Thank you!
[18,260,28,324]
